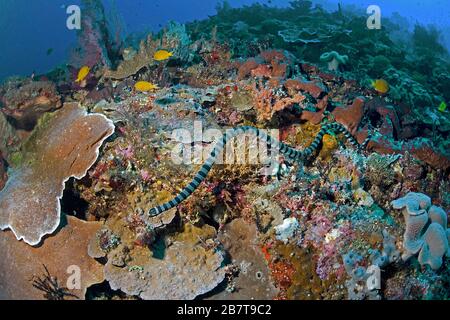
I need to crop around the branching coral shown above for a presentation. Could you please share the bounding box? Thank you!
[0,103,114,245]
[105,22,191,80]
[251,80,306,122]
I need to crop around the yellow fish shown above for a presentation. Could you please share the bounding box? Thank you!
[371,79,390,94]
[154,50,173,61]
[75,66,90,83]
[135,81,159,92]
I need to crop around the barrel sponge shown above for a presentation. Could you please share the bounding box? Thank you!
[402,213,429,258]
[447,229,450,258]
[418,223,449,270]
[391,192,431,216]
[0,103,115,246]
[428,205,447,229]
[392,192,449,270]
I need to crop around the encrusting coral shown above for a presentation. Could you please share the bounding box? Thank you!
[0,103,114,245]
[104,224,227,300]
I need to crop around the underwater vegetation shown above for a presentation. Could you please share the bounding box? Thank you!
[0,0,449,300]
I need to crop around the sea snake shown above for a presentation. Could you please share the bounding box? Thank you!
[149,122,370,216]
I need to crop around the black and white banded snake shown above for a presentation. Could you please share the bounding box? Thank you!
[149,122,370,216]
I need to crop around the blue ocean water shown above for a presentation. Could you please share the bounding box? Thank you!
[0,0,449,81]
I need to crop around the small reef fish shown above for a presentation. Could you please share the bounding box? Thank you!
[154,50,173,61]
[135,81,159,92]
[371,79,389,94]
[438,101,447,112]
[46,48,53,56]
[75,66,90,83]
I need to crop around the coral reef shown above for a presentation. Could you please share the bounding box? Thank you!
[0,103,114,245]
[0,216,104,300]
[1,0,450,300]
[104,224,226,300]
[0,79,62,130]
[392,192,449,270]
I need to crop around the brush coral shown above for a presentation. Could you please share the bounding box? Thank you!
[0,103,114,245]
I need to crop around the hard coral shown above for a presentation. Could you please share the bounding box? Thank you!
[0,216,104,300]
[0,103,115,245]
[0,153,6,190]
[285,79,326,99]
[104,224,226,300]
[251,80,305,122]
[301,97,365,134]
[332,97,366,134]
[0,80,62,130]
[104,35,157,80]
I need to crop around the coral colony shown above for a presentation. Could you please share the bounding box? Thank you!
[0,0,449,300]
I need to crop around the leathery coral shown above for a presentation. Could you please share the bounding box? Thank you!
[0,103,114,245]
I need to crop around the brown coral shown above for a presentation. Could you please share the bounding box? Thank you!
[0,103,115,245]
[104,35,164,80]
[332,97,366,134]
[0,80,62,130]
[104,224,226,300]
[285,79,326,99]
[251,81,305,122]
[0,216,104,300]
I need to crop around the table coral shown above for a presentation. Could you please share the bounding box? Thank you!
[0,216,104,300]
[0,103,114,245]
